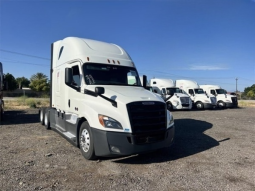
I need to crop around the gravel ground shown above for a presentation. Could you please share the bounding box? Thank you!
[0,107,255,191]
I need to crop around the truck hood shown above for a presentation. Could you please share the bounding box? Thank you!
[85,85,164,103]
[166,93,189,98]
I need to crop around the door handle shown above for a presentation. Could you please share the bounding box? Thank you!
[68,99,70,108]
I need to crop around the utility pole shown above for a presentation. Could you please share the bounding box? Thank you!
[235,78,238,95]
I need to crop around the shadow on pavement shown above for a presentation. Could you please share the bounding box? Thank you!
[0,110,39,125]
[112,118,221,164]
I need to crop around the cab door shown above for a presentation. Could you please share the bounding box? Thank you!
[65,61,82,115]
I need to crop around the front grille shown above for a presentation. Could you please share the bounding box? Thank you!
[126,101,166,134]
[180,97,190,107]
[231,97,238,105]
[210,97,217,104]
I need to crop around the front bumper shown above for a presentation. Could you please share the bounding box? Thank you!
[91,126,175,157]
[226,102,238,108]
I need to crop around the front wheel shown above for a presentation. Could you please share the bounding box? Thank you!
[196,101,204,109]
[217,101,226,109]
[79,122,96,160]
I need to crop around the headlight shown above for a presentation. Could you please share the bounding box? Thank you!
[98,115,123,129]
[167,110,174,128]
[172,100,179,104]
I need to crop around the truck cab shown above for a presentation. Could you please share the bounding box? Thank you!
[39,37,175,160]
[200,85,238,108]
[150,78,192,110]
[175,79,217,109]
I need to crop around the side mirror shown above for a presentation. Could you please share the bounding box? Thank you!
[95,87,105,95]
[142,75,147,89]
[65,68,72,85]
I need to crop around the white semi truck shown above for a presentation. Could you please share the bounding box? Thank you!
[200,85,238,108]
[39,37,175,160]
[150,78,192,110]
[0,62,4,121]
[175,79,217,109]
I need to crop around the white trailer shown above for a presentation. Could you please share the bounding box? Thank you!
[39,37,175,160]
[150,78,192,110]
[175,79,217,109]
[0,62,4,121]
[200,85,238,108]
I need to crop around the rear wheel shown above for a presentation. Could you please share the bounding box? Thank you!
[0,108,2,122]
[196,101,204,109]
[40,108,45,125]
[79,122,96,160]
[44,109,51,130]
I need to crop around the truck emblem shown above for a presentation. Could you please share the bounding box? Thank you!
[142,102,155,105]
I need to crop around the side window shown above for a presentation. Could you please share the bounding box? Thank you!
[127,71,139,85]
[189,89,194,95]
[72,65,81,86]
[211,90,215,95]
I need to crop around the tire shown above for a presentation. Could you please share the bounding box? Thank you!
[167,102,172,111]
[196,101,204,109]
[0,109,2,122]
[217,101,225,109]
[44,109,51,130]
[40,108,45,125]
[79,122,96,160]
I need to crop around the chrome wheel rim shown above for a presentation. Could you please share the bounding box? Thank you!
[40,110,43,122]
[80,129,90,153]
[219,102,224,106]
[44,112,48,125]
[197,103,202,109]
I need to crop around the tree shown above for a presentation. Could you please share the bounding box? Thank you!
[247,90,255,98]
[4,73,17,91]
[30,73,48,81]
[29,73,50,92]
[243,84,255,98]
[16,77,30,89]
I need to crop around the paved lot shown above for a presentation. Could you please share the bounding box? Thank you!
[0,107,255,191]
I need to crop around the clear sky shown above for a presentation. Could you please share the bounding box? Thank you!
[0,0,254,92]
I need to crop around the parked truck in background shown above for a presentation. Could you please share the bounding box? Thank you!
[0,62,4,121]
[200,85,238,108]
[39,37,175,160]
[175,79,217,109]
[150,78,192,110]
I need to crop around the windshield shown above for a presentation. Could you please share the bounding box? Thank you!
[216,89,226,94]
[194,88,205,94]
[166,88,181,95]
[83,63,141,86]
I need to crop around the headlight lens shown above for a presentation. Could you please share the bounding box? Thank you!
[98,115,123,129]
[173,100,179,104]
[167,110,174,128]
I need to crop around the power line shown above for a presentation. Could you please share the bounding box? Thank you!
[140,69,236,80]
[0,49,50,60]
[0,58,49,67]
[239,77,255,82]
[139,71,250,86]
